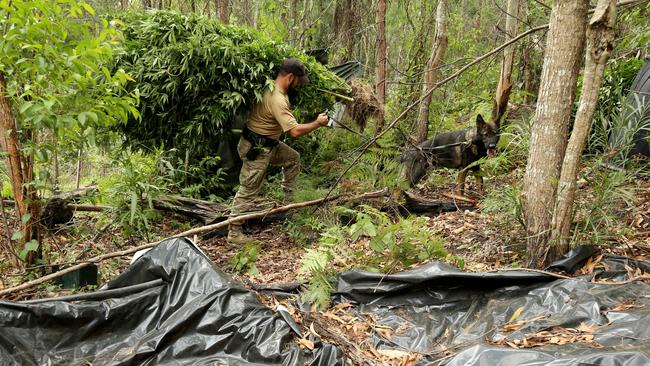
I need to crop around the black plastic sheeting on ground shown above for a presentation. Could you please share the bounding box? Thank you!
[2,240,649,365]
[0,238,342,366]
[334,250,650,365]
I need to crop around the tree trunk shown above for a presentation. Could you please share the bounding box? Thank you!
[415,0,448,143]
[374,0,387,135]
[0,74,26,223]
[551,0,617,248]
[522,0,588,269]
[121,0,128,10]
[492,0,519,125]
[290,0,299,46]
[142,0,151,10]
[217,0,230,24]
[0,74,39,264]
[75,148,82,189]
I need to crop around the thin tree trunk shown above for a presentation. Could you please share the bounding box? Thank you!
[121,0,128,10]
[522,0,588,269]
[290,0,299,46]
[75,148,82,189]
[191,0,196,13]
[416,0,448,143]
[551,0,617,248]
[492,0,519,125]
[520,0,535,104]
[374,0,387,135]
[217,0,230,24]
[0,74,25,223]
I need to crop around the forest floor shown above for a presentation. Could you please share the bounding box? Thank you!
[1,171,649,364]
[1,174,649,298]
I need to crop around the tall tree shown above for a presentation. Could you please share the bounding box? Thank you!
[522,0,588,268]
[374,0,387,135]
[551,0,617,249]
[492,0,519,125]
[416,0,448,143]
[0,0,137,264]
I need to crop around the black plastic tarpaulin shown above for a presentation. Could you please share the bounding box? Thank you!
[334,252,650,365]
[2,239,650,365]
[0,238,340,365]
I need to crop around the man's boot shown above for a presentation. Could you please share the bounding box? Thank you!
[227,223,252,247]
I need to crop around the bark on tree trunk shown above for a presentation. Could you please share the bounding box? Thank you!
[121,0,128,10]
[551,0,617,248]
[374,0,387,135]
[415,0,448,143]
[492,0,519,125]
[522,0,588,268]
[0,74,25,223]
[75,148,82,189]
[217,0,229,24]
[0,74,40,264]
[290,0,299,46]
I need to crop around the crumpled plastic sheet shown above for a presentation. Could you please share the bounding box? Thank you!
[2,239,649,366]
[0,238,341,365]
[334,250,650,365]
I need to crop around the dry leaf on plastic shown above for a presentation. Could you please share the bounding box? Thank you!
[297,337,315,350]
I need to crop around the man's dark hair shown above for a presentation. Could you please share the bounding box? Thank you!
[278,58,309,84]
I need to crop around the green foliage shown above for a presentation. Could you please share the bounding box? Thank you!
[587,58,644,154]
[0,0,139,174]
[299,205,456,308]
[100,149,174,238]
[113,10,345,193]
[481,184,524,227]
[18,239,39,261]
[230,242,261,275]
[572,159,639,245]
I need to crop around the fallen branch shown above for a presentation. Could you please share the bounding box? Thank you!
[303,311,379,366]
[440,192,477,204]
[1,200,110,212]
[0,189,388,298]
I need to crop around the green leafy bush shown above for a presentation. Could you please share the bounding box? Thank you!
[113,10,346,193]
[100,149,175,239]
[230,242,261,275]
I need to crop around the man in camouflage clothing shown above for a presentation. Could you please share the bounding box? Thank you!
[228,58,329,246]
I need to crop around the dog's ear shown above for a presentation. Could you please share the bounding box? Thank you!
[476,114,486,130]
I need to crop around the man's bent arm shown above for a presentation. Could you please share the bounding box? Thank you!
[287,113,328,138]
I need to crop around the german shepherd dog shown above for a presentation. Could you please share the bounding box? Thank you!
[400,114,499,194]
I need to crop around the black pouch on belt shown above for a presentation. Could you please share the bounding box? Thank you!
[242,126,279,161]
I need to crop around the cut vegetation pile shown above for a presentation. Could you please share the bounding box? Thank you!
[345,79,382,131]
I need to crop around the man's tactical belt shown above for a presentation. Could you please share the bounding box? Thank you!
[242,126,279,161]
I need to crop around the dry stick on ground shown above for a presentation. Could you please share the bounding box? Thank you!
[0,189,388,298]
[321,24,550,201]
[303,312,380,366]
